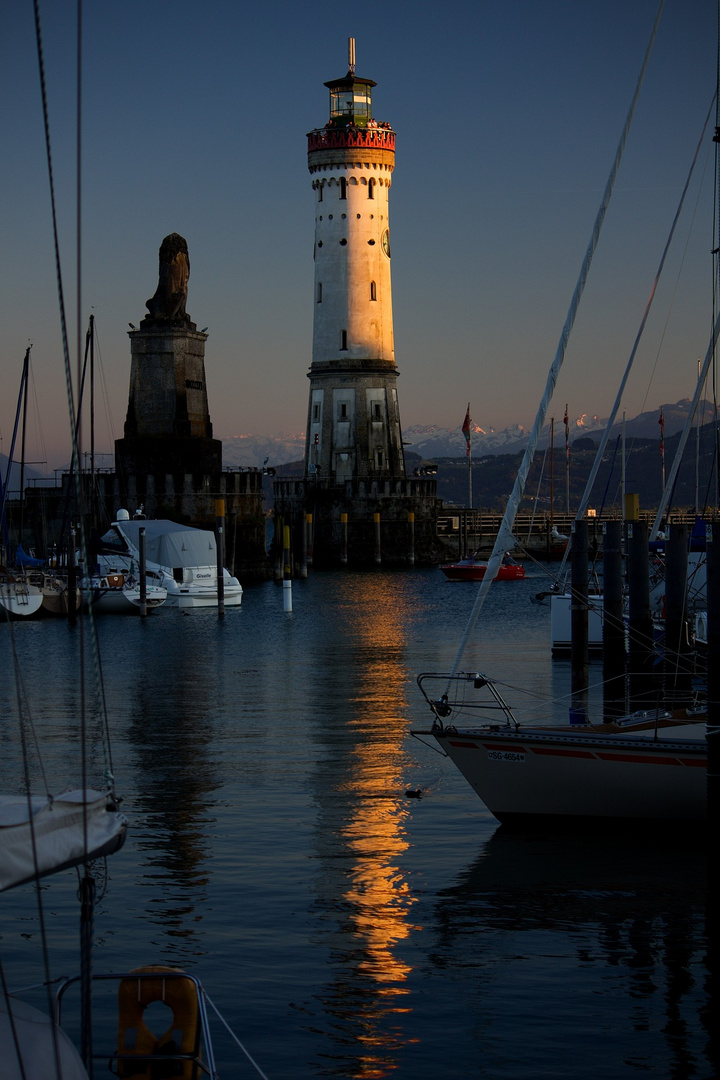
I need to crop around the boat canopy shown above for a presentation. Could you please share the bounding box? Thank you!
[103,520,217,569]
[0,790,127,892]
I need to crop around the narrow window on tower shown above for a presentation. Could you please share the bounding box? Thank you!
[317,282,323,303]
[373,402,382,420]
[313,404,320,420]
[340,403,348,419]
[368,178,375,200]
[370,281,377,301]
[318,183,323,202]
[340,330,348,350]
[340,177,347,200]
[376,450,384,469]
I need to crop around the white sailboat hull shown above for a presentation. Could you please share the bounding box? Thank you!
[1,998,89,1080]
[431,723,707,824]
[0,580,44,618]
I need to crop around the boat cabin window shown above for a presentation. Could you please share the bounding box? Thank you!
[173,567,183,583]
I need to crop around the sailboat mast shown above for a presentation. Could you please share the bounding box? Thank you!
[621,412,626,524]
[549,418,554,531]
[564,405,570,513]
[18,346,30,553]
[89,313,95,527]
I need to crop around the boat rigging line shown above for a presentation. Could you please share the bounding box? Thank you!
[447,0,666,686]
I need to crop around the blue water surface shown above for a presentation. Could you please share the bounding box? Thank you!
[0,567,713,1079]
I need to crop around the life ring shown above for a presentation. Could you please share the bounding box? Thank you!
[116,965,201,1079]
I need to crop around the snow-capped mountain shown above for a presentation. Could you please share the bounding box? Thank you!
[220,432,306,468]
[213,399,709,468]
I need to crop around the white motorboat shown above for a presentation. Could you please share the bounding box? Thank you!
[98,512,243,608]
[81,571,167,614]
[414,672,707,825]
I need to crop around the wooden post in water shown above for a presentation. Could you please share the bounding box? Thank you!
[341,512,348,565]
[374,513,381,565]
[299,513,308,579]
[68,528,77,627]
[407,511,415,565]
[273,514,284,581]
[306,513,313,568]
[283,524,293,611]
[570,519,589,723]
[215,499,225,617]
[138,526,147,617]
[706,524,720,839]
[664,524,691,709]
[627,521,655,711]
[602,520,626,721]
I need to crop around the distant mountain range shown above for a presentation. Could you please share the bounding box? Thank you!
[220,398,711,468]
[2,400,711,483]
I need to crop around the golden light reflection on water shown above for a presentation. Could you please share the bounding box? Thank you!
[315,575,422,1074]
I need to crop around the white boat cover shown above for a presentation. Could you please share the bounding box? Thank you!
[0,790,127,892]
[0,997,89,1079]
[107,520,216,569]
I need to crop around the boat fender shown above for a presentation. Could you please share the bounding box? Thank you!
[116,965,200,1079]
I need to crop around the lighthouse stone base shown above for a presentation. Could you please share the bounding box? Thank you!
[273,475,443,567]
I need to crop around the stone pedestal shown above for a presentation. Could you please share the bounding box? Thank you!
[115,326,221,475]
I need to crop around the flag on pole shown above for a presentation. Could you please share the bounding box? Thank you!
[462,404,471,457]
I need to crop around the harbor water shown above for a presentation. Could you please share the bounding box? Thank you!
[0,567,714,1079]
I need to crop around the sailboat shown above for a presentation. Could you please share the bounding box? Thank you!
[0,348,44,619]
[412,5,712,827]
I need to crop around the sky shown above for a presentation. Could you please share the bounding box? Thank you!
[1,0,718,470]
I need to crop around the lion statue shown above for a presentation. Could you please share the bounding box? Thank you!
[145,233,192,324]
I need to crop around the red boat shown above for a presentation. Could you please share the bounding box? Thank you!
[440,554,525,581]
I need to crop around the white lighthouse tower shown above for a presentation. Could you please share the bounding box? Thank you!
[305,39,405,483]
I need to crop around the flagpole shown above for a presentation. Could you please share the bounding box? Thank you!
[468,424,472,514]
[461,403,472,555]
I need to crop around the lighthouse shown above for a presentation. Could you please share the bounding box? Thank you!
[273,41,439,566]
[305,39,405,483]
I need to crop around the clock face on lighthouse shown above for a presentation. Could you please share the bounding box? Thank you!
[381,229,391,258]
